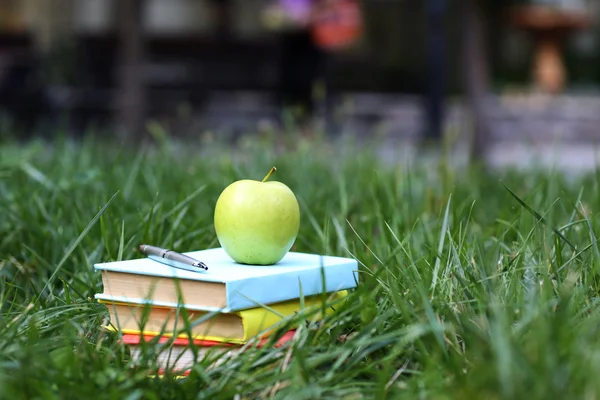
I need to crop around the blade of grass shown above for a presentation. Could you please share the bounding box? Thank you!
[117,220,125,262]
[35,191,119,304]
[501,181,578,254]
[431,194,451,295]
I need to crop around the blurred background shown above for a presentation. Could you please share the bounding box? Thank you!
[0,0,599,165]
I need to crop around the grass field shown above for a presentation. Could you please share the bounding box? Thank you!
[2,133,600,399]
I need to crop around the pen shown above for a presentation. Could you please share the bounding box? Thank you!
[138,244,208,272]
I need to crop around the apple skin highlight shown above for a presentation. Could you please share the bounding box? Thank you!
[214,178,300,265]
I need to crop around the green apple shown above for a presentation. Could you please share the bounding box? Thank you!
[214,167,300,265]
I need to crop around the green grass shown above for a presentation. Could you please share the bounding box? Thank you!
[2,133,600,399]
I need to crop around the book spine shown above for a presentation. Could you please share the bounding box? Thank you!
[227,263,357,311]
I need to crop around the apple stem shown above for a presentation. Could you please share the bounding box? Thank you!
[262,166,277,182]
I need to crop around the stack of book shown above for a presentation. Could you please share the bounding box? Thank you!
[94,247,358,375]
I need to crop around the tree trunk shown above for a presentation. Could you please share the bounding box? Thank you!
[116,0,145,142]
[209,0,232,39]
[462,0,491,163]
[424,0,446,142]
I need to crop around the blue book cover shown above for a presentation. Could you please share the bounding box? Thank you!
[94,247,358,312]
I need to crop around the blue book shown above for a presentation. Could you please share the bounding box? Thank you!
[94,247,358,312]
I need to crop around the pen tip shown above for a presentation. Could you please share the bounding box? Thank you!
[196,262,208,270]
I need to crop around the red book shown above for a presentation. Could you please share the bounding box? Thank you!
[121,330,297,375]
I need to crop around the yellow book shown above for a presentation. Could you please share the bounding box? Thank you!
[99,290,347,344]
